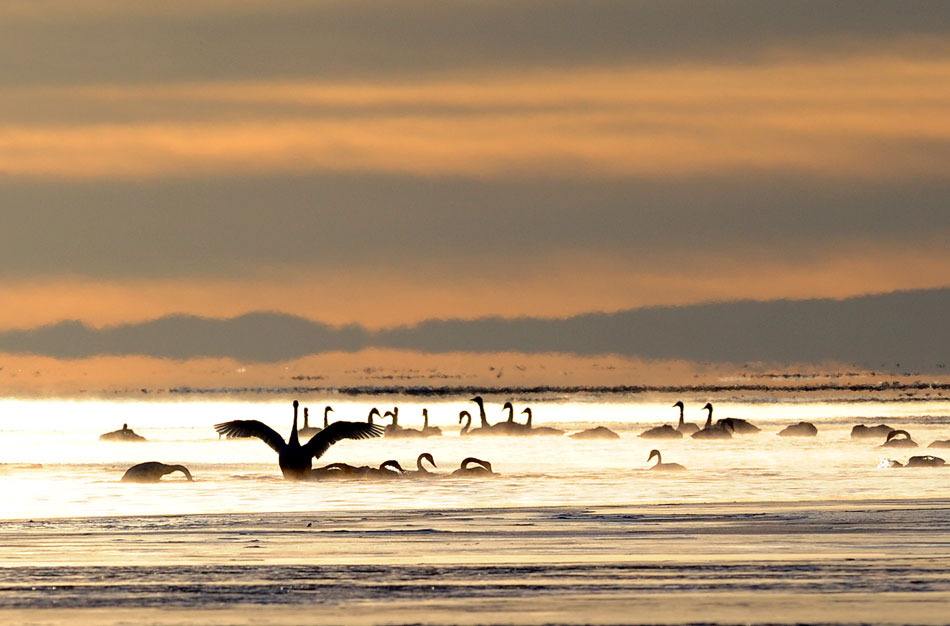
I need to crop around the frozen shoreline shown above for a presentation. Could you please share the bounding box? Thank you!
[3,498,950,624]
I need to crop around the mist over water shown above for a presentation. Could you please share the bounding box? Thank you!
[2,394,948,520]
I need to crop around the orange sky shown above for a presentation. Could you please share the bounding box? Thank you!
[0,1,947,391]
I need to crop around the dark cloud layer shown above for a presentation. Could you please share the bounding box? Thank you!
[1,175,948,279]
[0,1,946,85]
[1,288,946,372]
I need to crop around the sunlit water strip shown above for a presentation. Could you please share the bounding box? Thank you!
[1,396,949,520]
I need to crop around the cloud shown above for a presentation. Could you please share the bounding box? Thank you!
[1,289,946,372]
[0,1,947,84]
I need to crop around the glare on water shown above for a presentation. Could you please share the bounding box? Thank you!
[1,396,948,520]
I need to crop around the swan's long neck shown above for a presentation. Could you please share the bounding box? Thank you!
[504,404,514,422]
[523,408,533,428]
[423,409,429,428]
[677,404,684,426]
[417,454,434,472]
[302,408,310,429]
[475,398,489,427]
[289,402,300,446]
[324,407,331,428]
[703,405,713,428]
[171,465,193,481]
[649,450,662,465]
[459,412,471,434]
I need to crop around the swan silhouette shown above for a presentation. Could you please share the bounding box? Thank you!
[692,404,733,439]
[647,449,686,472]
[851,424,894,439]
[121,462,192,483]
[299,406,333,438]
[421,409,442,437]
[880,429,917,448]
[100,424,146,442]
[459,409,493,436]
[569,426,620,440]
[638,406,683,439]
[406,452,440,478]
[520,408,564,436]
[214,400,383,480]
[777,422,818,437]
[383,408,426,438]
[673,401,699,435]
[451,457,494,476]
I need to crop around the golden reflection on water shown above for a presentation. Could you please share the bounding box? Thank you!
[0,396,948,520]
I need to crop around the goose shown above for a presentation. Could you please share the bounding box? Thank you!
[299,406,333,438]
[214,400,383,480]
[569,426,620,440]
[121,461,192,483]
[406,452,440,478]
[692,404,733,439]
[521,408,564,436]
[777,422,818,437]
[647,449,686,472]
[100,424,147,442]
[928,439,950,449]
[880,429,917,449]
[421,409,442,437]
[851,424,894,439]
[383,408,426,438]
[673,401,699,435]
[451,457,494,476]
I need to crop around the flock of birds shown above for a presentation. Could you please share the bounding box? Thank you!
[112,397,950,482]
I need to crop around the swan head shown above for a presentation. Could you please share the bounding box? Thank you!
[419,452,436,468]
[459,410,471,423]
[471,396,484,404]
[702,402,713,411]
[647,449,661,463]
[673,401,684,409]
[293,400,299,409]
[325,406,334,414]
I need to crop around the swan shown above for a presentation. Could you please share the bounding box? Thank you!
[459,409,493,436]
[214,400,384,480]
[928,439,950,448]
[520,408,564,436]
[383,408,426,438]
[492,401,528,435]
[121,461,192,483]
[904,455,946,467]
[638,409,683,439]
[673,401,699,435]
[421,409,442,437]
[777,422,818,437]
[851,424,894,439]
[470,396,500,433]
[451,457,494,476]
[299,406,333,438]
[100,424,147,442]
[569,426,620,440]
[647,449,686,472]
[365,460,406,479]
[406,452,440,478]
[880,429,917,448]
[692,403,733,439]
[716,415,760,434]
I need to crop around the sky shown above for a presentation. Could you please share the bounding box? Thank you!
[0,1,948,391]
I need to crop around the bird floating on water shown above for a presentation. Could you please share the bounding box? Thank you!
[214,400,383,480]
[121,461,192,483]
[673,401,699,435]
[299,406,332,438]
[647,449,686,472]
[880,429,917,449]
[451,457,494,476]
[777,422,818,437]
[100,424,146,442]
[692,404,733,439]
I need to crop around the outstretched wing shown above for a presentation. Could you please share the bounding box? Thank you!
[214,420,285,453]
[302,421,384,460]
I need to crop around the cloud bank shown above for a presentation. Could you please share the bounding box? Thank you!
[1,289,946,372]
